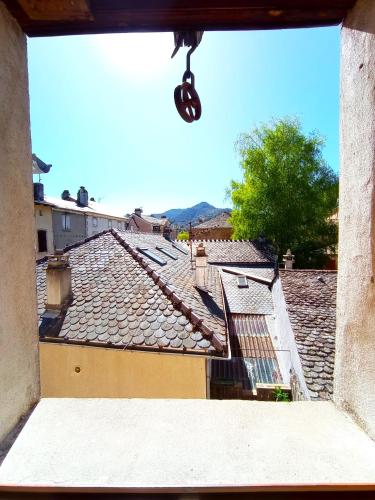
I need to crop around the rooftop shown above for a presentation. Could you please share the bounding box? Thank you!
[178,239,275,265]
[37,230,228,356]
[43,195,127,220]
[279,269,337,400]
[194,212,232,229]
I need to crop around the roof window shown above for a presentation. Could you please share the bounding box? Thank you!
[237,276,248,288]
[137,247,167,266]
[172,242,189,255]
[156,247,178,260]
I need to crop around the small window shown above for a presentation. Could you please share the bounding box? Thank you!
[118,221,122,229]
[237,276,248,288]
[92,217,98,227]
[62,213,71,231]
[108,220,113,229]
[153,226,160,233]
[39,210,43,216]
[37,230,47,253]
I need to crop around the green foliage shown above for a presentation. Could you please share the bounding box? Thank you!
[273,386,291,402]
[177,231,189,241]
[228,118,338,268]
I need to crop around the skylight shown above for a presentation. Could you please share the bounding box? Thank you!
[156,247,178,260]
[137,247,167,266]
[237,276,248,288]
[172,242,189,255]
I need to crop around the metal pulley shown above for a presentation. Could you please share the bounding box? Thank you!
[172,32,203,123]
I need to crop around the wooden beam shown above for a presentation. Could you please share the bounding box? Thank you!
[4,0,356,37]
[17,0,93,21]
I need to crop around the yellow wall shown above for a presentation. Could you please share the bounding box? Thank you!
[40,343,207,399]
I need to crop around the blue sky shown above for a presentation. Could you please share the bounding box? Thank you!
[28,26,340,215]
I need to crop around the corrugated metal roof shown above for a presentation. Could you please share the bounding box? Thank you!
[211,314,282,397]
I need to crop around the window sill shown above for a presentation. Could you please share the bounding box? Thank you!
[0,399,374,492]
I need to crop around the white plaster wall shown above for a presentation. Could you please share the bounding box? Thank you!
[0,3,40,441]
[86,215,125,237]
[271,277,310,400]
[335,0,375,439]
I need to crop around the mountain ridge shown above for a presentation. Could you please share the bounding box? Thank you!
[152,202,231,228]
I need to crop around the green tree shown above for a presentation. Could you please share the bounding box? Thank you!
[177,231,189,241]
[228,118,338,268]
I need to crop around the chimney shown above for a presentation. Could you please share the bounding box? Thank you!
[195,243,208,289]
[77,186,89,207]
[283,249,295,270]
[33,182,44,202]
[45,252,72,310]
[134,208,143,217]
[61,190,71,201]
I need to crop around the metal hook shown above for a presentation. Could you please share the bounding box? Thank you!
[186,45,196,75]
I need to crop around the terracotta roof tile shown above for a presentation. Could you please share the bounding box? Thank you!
[279,270,337,400]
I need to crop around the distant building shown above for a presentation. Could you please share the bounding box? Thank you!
[34,183,128,252]
[191,212,232,240]
[128,208,172,237]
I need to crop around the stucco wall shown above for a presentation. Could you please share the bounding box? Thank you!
[271,277,310,400]
[86,214,126,237]
[52,209,86,249]
[129,214,153,232]
[34,204,54,259]
[335,0,375,439]
[0,2,40,441]
[40,343,207,399]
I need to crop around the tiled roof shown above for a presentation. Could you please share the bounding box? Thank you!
[37,230,227,357]
[220,267,275,315]
[194,212,232,229]
[279,270,337,400]
[139,214,169,226]
[177,240,275,265]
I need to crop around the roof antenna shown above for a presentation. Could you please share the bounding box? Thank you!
[172,31,203,123]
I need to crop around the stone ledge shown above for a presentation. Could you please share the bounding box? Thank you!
[0,399,374,492]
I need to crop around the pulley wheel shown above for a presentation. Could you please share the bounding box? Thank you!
[174,81,202,123]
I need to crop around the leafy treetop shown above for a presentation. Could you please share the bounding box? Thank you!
[228,118,338,268]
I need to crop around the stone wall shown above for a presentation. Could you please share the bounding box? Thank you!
[191,227,232,241]
[334,0,375,439]
[0,2,40,441]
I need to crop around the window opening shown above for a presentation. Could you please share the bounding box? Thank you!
[237,276,248,288]
[37,230,47,253]
[62,213,71,231]
[92,217,98,227]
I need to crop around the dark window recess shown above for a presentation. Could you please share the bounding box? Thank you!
[136,247,167,266]
[153,226,161,232]
[172,242,189,255]
[37,230,48,253]
[237,276,248,288]
[156,247,178,260]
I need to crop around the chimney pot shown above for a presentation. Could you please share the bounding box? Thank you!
[77,186,89,207]
[45,253,72,309]
[195,243,208,289]
[33,182,44,202]
[134,208,143,217]
[283,249,295,270]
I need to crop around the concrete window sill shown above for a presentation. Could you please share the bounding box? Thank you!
[0,399,374,493]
